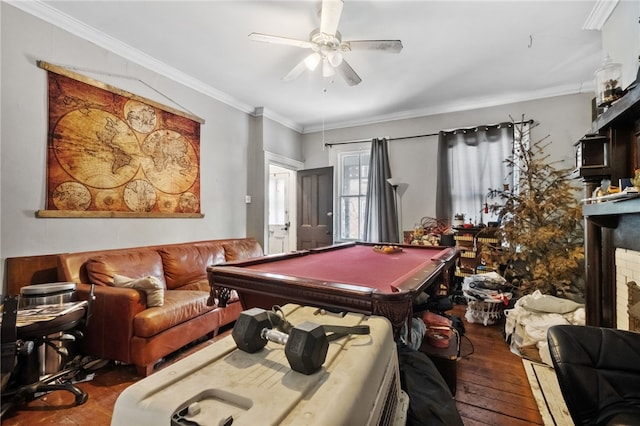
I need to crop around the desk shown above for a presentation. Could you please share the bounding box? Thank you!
[208,242,458,334]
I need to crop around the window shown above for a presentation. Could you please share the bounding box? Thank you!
[268,173,286,225]
[441,122,530,225]
[436,123,515,225]
[511,121,531,196]
[337,150,370,240]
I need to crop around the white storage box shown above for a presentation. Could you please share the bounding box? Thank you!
[112,304,408,426]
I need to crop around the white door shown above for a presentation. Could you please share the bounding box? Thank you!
[268,167,292,254]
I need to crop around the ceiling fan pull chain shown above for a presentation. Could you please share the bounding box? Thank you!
[322,87,327,147]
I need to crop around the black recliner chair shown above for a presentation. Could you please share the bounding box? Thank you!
[547,325,640,425]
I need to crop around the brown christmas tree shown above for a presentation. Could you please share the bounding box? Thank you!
[481,117,584,298]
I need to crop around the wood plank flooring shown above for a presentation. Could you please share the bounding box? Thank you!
[453,302,544,425]
[2,304,543,425]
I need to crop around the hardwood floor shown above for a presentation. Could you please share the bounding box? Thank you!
[2,304,543,425]
[453,304,544,425]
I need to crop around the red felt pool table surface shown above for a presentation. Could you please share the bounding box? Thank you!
[208,242,458,335]
[243,243,449,294]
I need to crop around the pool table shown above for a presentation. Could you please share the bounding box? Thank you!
[207,242,458,335]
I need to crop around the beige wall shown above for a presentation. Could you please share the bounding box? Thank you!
[602,0,640,90]
[245,113,303,250]
[0,4,254,289]
[2,1,621,290]
[302,92,594,234]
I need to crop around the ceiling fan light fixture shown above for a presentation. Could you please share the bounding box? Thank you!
[327,50,343,67]
[249,0,401,85]
[322,59,335,77]
[304,53,322,71]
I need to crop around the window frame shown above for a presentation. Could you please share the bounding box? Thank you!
[335,146,370,242]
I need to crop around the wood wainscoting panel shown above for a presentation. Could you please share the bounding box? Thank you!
[5,254,60,295]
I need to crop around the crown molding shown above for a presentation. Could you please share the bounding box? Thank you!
[252,107,302,133]
[6,0,605,137]
[8,0,321,134]
[583,0,619,30]
[7,1,260,116]
[302,81,595,133]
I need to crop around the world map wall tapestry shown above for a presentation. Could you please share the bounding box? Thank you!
[36,61,205,218]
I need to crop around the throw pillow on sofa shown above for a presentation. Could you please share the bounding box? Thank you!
[114,274,165,307]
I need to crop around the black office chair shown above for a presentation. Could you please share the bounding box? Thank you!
[1,287,96,419]
[547,325,640,425]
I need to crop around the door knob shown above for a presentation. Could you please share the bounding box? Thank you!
[327,212,333,217]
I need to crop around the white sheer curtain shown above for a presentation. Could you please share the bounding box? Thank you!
[436,123,514,225]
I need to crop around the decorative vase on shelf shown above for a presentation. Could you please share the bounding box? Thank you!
[595,55,623,108]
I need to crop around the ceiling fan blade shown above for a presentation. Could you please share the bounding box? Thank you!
[320,0,344,36]
[249,32,313,49]
[336,59,362,86]
[343,40,403,53]
[282,58,309,82]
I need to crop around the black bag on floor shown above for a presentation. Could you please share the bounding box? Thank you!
[397,345,464,426]
[446,314,465,336]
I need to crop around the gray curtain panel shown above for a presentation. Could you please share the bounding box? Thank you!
[364,138,398,243]
[436,123,513,225]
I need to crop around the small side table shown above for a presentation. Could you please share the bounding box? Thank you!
[419,329,460,396]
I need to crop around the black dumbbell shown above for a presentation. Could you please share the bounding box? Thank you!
[232,307,329,375]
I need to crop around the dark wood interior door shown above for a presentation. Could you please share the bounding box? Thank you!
[297,167,333,250]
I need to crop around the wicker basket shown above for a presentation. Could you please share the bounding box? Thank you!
[465,294,512,326]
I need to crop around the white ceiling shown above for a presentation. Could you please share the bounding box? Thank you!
[18,1,604,133]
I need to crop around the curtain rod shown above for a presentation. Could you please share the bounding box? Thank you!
[324,132,439,147]
[323,119,535,148]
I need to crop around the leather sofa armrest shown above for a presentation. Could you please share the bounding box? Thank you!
[75,283,146,364]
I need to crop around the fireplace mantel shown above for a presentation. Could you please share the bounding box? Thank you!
[583,198,640,232]
[583,199,640,259]
[582,82,640,328]
[583,198,640,218]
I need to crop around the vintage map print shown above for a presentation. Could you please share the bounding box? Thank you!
[39,61,204,217]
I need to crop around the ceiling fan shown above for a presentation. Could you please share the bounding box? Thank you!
[248,0,403,86]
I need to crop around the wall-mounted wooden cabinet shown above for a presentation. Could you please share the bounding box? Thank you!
[592,84,640,180]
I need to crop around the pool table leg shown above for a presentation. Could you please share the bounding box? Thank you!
[207,283,232,307]
[373,299,413,342]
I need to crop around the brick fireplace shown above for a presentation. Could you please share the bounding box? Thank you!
[616,249,640,330]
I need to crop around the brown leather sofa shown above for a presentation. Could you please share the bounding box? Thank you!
[57,238,263,376]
